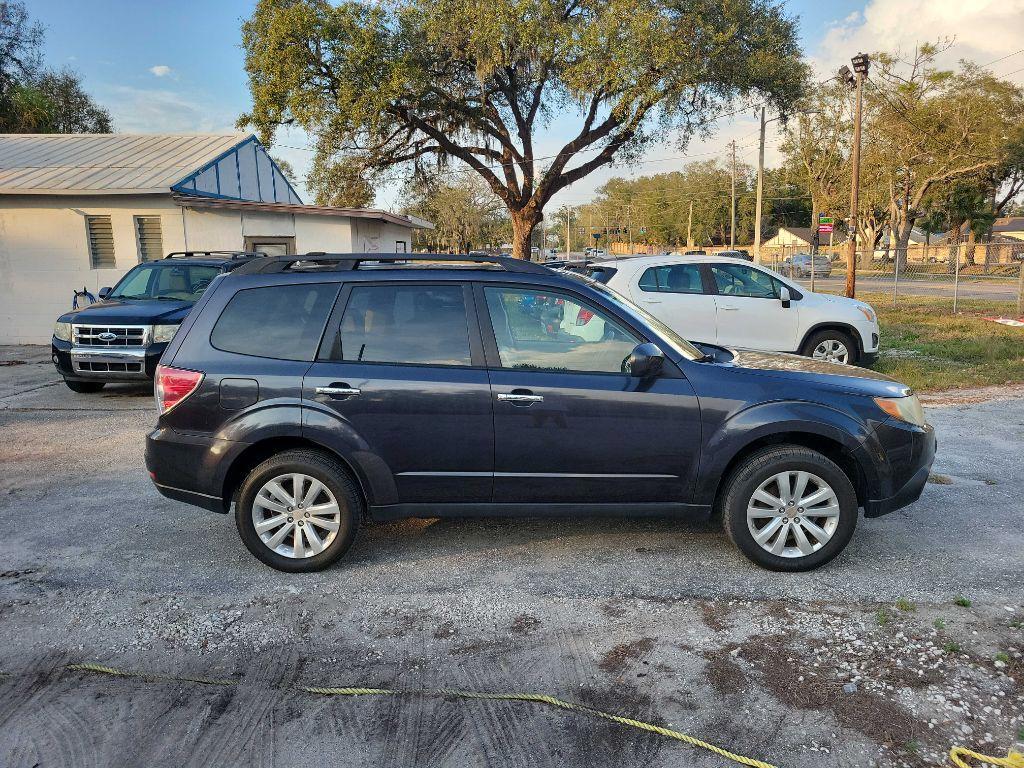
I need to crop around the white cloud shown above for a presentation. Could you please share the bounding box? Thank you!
[812,0,1024,84]
[148,65,173,78]
[95,85,235,133]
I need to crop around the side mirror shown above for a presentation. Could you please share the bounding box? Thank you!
[779,286,791,309]
[626,342,664,378]
[98,287,111,299]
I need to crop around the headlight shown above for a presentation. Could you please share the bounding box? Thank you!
[153,324,179,343]
[54,322,72,341]
[874,394,927,427]
[856,305,876,323]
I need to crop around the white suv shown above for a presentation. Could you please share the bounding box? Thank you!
[584,255,879,365]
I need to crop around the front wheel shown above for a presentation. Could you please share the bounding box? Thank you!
[721,445,858,571]
[801,329,858,365]
[64,378,104,393]
[236,450,361,572]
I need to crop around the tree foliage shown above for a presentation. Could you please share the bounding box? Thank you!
[0,2,111,133]
[401,171,510,252]
[240,0,806,257]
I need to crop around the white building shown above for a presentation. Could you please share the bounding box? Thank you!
[0,133,428,344]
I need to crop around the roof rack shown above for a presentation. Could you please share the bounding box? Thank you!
[164,251,268,260]
[230,252,554,276]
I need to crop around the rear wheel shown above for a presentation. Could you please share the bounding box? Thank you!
[236,450,361,572]
[801,329,858,365]
[721,445,858,571]
[64,379,104,393]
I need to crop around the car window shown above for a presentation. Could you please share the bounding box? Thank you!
[211,284,338,361]
[710,263,781,299]
[638,264,704,294]
[331,284,472,366]
[484,287,640,374]
[110,263,221,301]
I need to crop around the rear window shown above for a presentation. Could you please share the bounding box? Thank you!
[585,266,617,284]
[211,284,338,360]
[638,264,705,294]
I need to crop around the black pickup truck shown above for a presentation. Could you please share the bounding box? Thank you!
[51,252,262,392]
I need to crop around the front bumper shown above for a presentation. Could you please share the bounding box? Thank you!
[52,338,168,382]
[863,422,936,517]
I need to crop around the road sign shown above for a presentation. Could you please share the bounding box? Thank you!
[818,215,834,234]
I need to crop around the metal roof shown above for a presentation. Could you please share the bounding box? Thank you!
[0,133,252,194]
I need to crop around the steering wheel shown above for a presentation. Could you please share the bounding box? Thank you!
[190,278,213,293]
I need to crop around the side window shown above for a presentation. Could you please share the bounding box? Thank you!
[639,264,704,294]
[331,284,472,366]
[710,263,780,299]
[484,287,640,374]
[211,284,338,361]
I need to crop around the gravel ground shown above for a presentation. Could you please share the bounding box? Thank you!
[0,344,1021,768]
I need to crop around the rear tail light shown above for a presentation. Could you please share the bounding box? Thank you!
[576,309,595,326]
[155,364,204,414]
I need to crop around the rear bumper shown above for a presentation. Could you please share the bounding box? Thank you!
[864,424,936,517]
[146,426,238,513]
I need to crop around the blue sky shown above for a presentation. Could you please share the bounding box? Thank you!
[31,0,1024,210]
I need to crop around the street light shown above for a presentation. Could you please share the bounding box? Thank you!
[842,53,869,298]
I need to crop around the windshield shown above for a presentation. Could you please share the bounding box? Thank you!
[109,262,221,301]
[567,273,705,361]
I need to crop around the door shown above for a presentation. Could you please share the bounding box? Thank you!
[707,262,800,352]
[479,284,701,505]
[303,282,493,504]
[628,262,718,345]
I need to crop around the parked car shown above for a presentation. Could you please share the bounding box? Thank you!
[782,253,833,278]
[589,254,878,365]
[51,252,263,392]
[147,252,933,573]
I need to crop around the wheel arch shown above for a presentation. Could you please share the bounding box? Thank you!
[220,436,369,515]
[798,322,863,357]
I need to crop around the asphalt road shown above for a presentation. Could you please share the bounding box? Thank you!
[796,274,1020,302]
[1,346,1021,768]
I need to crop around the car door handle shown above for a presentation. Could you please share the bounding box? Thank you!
[718,305,739,311]
[315,385,361,398]
[642,298,662,304]
[497,392,544,405]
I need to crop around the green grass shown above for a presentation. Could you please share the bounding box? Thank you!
[876,608,891,626]
[943,641,962,654]
[895,598,916,613]
[954,596,973,608]
[859,293,1024,392]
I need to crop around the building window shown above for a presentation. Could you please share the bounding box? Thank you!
[134,216,164,262]
[86,216,115,269]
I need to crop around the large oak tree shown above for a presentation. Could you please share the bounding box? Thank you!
[239,0,805,258]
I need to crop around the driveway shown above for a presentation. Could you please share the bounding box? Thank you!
[0,345,1021,768]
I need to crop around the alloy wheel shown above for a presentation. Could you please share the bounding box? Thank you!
[251,473,341,558]
[746,470,840,558]
[811,339,850,364]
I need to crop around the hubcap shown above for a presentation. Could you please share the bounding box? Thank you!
[746,471,840,559]
[251,473,341,559]
[812,338,850,364]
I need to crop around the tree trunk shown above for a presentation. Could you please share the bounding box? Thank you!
[510,211,540,261]
[947,222,967,274]
[893,221,913,270]
[964,227,977,266]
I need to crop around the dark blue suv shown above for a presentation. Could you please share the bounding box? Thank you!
[146,254,935,572]
[51,252,263,392]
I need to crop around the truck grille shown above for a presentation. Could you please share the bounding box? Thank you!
[75,361,143,373]
[73,325,149,347]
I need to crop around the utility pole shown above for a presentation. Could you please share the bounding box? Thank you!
[686,200,693,248]
[753,107,766,263]
[841,53,870,298]
[565,207,571,256]
[729,140,737,248]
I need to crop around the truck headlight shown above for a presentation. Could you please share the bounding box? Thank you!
[54,322,72,341]
[856,305,876,324]
[153,324,179,343]
[874,394,927,427]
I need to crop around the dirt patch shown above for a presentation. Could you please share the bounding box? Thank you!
[697,600,731,632]
[920,382,1024,407]
[599,637,655,674]
[703,653,747,695]
[740,633,927,760]
[509,614,541,635]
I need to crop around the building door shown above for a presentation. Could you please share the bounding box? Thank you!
[244,236,295,256]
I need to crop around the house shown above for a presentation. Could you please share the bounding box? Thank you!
[762,225,846,250]
[992,216,1024,242]
[0,133,429,344]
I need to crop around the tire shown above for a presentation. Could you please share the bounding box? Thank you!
[801,328,858,365]
[235,449,361,572]
[64,379,105,393]
[721,445,858,572]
